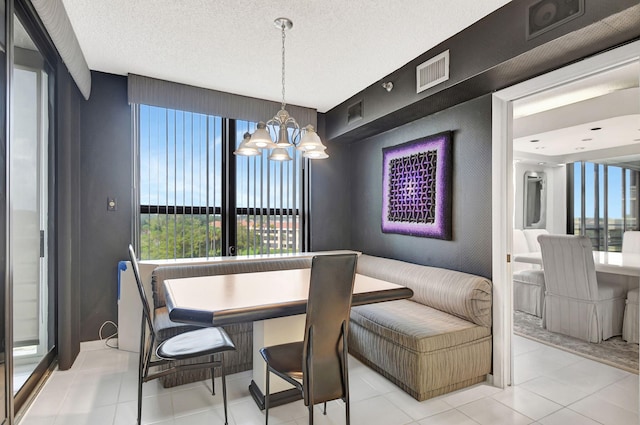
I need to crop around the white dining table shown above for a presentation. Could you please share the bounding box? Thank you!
[513,251,640,277]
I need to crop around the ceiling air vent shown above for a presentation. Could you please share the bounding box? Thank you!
[416,50,449,94]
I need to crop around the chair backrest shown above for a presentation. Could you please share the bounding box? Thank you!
[302,253,357,406]
[128,245,156,339]
[538,235,599,301]
[523,228,548,252]
[622,231,640,254]
[513,229,529,254]
[513,229,532,273]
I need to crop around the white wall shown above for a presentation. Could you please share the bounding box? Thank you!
[514,161,566,234]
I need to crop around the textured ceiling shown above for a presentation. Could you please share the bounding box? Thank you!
[60,0,511,113]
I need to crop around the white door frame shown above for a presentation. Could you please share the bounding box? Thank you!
[491,40,640,389]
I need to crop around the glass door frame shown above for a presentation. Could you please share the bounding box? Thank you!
[9,0,57,418]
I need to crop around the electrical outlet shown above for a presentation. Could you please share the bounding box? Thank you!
[107,197,117,211]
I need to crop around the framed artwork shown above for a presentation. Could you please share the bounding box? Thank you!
[381,131,452,240]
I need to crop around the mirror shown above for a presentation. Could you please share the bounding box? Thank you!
[524,171,546,228]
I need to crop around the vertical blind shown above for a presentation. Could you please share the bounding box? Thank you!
[138,105,223,259]
[235,120,302,255]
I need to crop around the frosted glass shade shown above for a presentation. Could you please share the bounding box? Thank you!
[248,122,276,148]
[234,132,261,156]
[268,147,293,161]
[303,150,329,159]
[297,125,326,152]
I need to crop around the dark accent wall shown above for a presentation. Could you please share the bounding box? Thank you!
[56,62,82,369]
[78,71,131,342]
[308,113,351,250]
[317,95,492,278]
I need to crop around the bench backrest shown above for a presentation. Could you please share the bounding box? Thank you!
[356,254,492,328]
[151,258,313,309]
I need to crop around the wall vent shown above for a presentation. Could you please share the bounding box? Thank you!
[416,50,449,94]
[347,100,363,124]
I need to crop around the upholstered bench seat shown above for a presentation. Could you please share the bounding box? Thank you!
[351,300,490,352]
[350,300,491,401]
[349,254,492,401]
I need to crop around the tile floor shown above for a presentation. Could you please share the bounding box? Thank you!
[17,335,639,425]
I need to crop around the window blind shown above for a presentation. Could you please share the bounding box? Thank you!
[128,74,317,128]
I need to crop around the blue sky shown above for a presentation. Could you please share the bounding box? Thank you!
[139,105,301,210]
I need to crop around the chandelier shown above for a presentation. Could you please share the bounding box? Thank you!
[234,17,328,161]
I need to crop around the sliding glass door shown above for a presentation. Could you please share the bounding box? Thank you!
[10,13,54,404]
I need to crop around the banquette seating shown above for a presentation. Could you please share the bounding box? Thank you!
[512,229,546,317]
[149,253,493,402]
[348,254,493,401]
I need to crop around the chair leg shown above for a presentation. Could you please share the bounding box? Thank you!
[345,394,350,425]
[137,359,144,425]
[221,355,229,425]
[211,355,216,395]
[308,403,314,425]
[323,402,327,415]
[264,365,270,425]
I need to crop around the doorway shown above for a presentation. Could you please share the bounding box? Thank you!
[491,40,640,388]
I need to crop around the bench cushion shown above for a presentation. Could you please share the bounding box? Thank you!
[350,300,490,353]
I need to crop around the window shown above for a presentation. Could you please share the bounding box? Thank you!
[137,106,305,260]
[235,121,302,256]
[571,161,640,251]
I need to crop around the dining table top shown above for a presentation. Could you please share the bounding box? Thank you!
[164,268,414,326]
[513,250,640,277]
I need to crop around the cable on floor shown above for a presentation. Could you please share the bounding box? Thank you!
[99,320,118,349]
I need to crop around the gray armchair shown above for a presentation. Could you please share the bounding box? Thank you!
[622,287,639,344]
[622,231,640,254]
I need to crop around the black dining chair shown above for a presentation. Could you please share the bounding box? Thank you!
[128,245,236,425]
[259,253,358,425]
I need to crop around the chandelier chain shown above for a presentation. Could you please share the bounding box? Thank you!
[281,22,286,110]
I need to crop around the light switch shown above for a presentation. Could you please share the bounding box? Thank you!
[107,197,117,211]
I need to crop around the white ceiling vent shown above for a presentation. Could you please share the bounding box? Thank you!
[416,50,449,94]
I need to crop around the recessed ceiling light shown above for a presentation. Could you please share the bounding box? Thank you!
[538,162,545,165]
[581,138,592,142]
[590,127,602,131]
[530,139,540,143]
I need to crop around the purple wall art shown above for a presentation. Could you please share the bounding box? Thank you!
[381,132,452,240]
